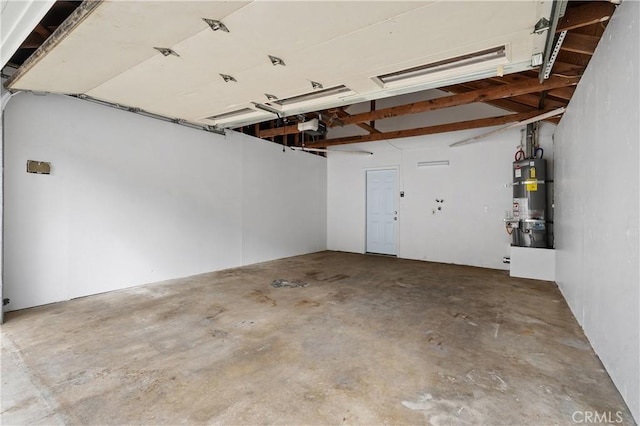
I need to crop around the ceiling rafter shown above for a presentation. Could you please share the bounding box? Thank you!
[556,1,616,32]
[335,76,579,126]
[560,33,600,55]
[441,84,561,124]
[333,108,381,135]
[306,109,554,148]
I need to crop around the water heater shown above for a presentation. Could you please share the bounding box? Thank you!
[512,159,547,247]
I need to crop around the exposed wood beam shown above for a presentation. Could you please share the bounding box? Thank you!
[259,108,383,139]
[336,76,579,126]
[456,81,567,111]
[20,33,46,49]
[259,123,298,139]
[33,23,52,40]
[487,73,535,85]
[445,84,565,124]
[547,86,575,101]
[551,61,585,75]
[560,33,599,55]
[307,110,556,148]
[370,100,376,129]
[556,2,615,32]
[335,108,380,134]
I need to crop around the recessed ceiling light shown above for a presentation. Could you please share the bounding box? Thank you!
[203,18,229,33]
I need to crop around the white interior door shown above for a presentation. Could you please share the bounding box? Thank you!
[366,169,398,255]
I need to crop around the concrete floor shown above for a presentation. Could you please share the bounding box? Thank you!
[1,251,634,425]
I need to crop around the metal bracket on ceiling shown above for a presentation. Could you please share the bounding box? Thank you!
[252,102,281,116]
[268,55,286,66]
[310,81,323,90]
[70,94,227,136]
[543,30,567,80]
[533,17,551,34]
[203,18,229,33]
[154,47,179,57]
[265,93,278,101]
[219,74,237,83]
[538,0,568,82]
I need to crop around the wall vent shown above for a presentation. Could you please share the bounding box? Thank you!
[417,160,449,168]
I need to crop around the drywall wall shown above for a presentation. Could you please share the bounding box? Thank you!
[554,1,639,421]
[3,93,326,311]
[241,135,326,265]
[327,91,555,270]
[1,80,8,324]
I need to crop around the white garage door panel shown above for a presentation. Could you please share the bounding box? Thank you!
[10,1,251,93]
[7,0,553,127]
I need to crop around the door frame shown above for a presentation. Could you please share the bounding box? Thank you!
[364,166,400,257]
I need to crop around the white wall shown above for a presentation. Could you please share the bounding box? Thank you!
[554,1,639,421]
[327,91,555,270]
[3,93,326,311]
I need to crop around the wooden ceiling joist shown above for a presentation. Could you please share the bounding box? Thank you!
[550,61,586,76]
[259,122,300,139]
[306,109,558,148]
[259,76,579,139]
[556,1,615,32]
[442,85,561,124]
[334,75,579,126]
[547,86,576,101]
[333,108,381,134]
[560,33,600,55]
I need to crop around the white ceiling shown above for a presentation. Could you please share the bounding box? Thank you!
[8,1,553,128]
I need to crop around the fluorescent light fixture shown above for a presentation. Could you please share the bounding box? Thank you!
[374,46,508,88]
[417,160,450,168]
[269,85,352,107]
[290,147,373,155]
[449,107,566,148]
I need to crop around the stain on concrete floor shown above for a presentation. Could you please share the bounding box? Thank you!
[1,251,635,425]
